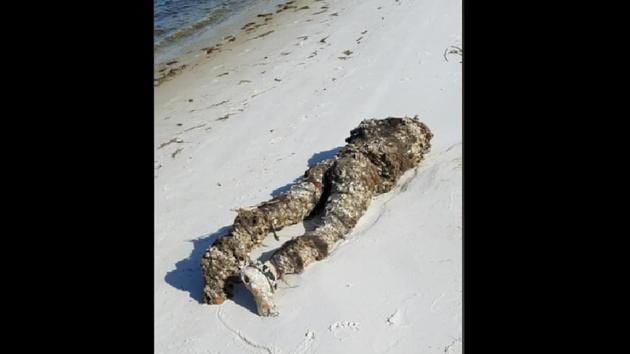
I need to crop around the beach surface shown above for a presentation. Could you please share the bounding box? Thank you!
[155,0,462,353]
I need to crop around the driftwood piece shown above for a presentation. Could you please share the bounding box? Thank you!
[202,117,433,315]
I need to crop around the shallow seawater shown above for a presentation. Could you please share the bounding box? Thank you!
[155,0,246,47]
[154,0,285,65]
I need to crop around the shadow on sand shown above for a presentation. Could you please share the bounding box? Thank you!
[163,146,342,314]
[269,146,342,197]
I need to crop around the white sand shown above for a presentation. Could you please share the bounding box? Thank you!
[155,0,462,352]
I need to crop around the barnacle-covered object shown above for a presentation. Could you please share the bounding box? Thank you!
[202,117,432,313]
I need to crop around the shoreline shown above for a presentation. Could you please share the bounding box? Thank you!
[154,0,314,85]
[155,0,462,352]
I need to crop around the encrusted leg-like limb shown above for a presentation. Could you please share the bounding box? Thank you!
[270,151,380,276]
[242,117,433,316]
[201,158,335,304]
[238,152,378,316]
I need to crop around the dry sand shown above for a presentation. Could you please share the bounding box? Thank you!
[155,0,462,352]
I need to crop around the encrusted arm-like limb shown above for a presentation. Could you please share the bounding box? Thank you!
[201,158,335,304]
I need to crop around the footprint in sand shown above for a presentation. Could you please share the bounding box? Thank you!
[293,331,316,354]
[328,321,360,340]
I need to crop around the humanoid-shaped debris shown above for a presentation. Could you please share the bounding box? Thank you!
[201,117,433,315]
